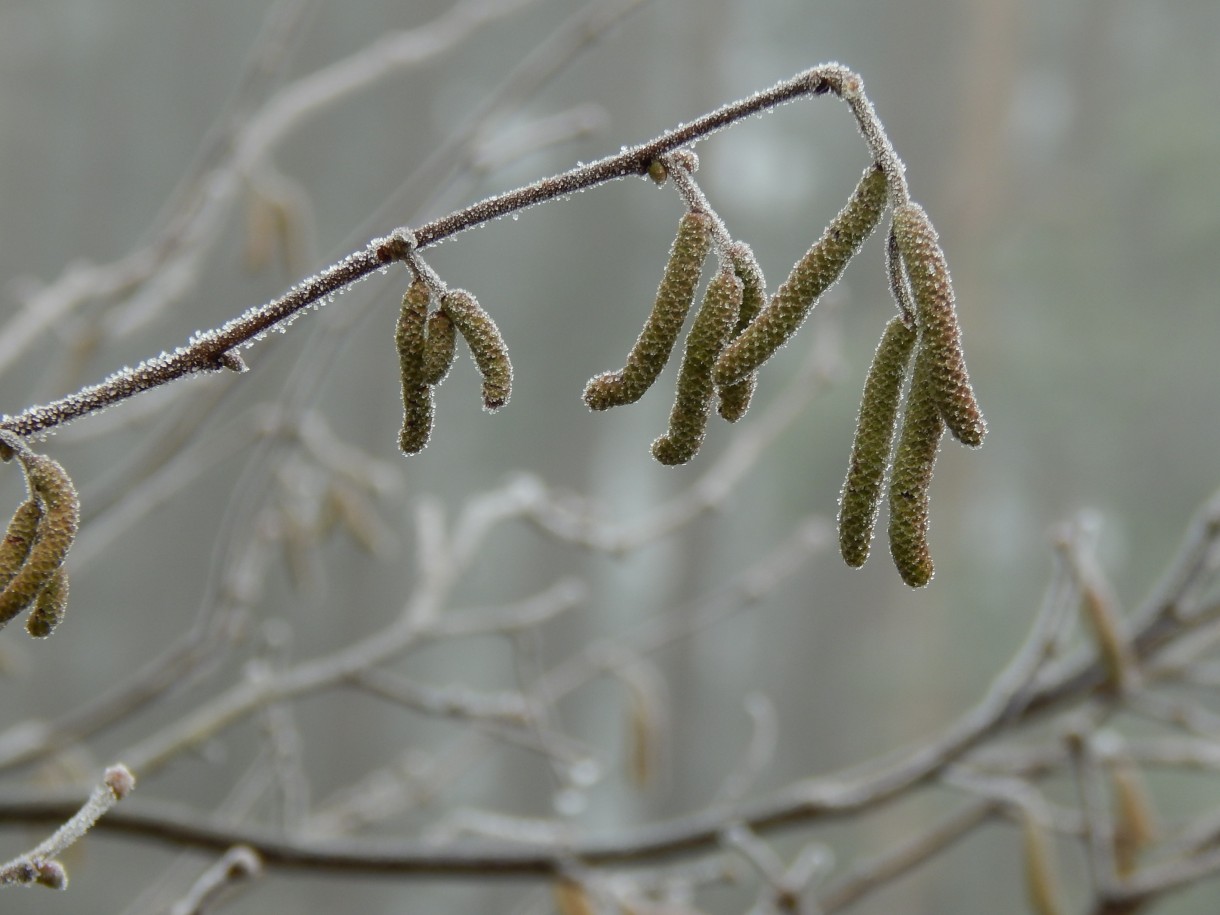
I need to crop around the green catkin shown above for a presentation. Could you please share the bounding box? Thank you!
[713,165,888,388]
[441,288,512,412]
[422,309,457,386]
[396,279,433,455]
[0,452,80,630]
[652,268,743,465]
[887,349,944,588]
[891,202,986,447]
[583,211,713,410]
[838,316,918,567]
[25,567,67,638]
[716,242,767,422]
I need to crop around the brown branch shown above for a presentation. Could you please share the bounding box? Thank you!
[0,63,897,440]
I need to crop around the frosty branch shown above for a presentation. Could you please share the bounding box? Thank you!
[0,63,892,441]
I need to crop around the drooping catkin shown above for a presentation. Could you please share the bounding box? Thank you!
[0,499,42,597]
[583,211,713,410]
[839,316,917,567]
[0,452,80,629]
[892,201,986,447]
[716,241,767,422]
[887,348,944,588]
[25,567,67,638]
[713,164,887,388]
[441,288,512,412]
[396,278,433,455]
[1019,807,1069,915]
[421,309,457,386]
[1111,758,1159,876]
[651,268,742,465]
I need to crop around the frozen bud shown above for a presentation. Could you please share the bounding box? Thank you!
[104,763,136,800]
[33,859,68,890]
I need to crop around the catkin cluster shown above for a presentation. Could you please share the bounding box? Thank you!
[394,273,508,455]
[385,147,984,586]
[0,445,80,638]
[836,203,986,587]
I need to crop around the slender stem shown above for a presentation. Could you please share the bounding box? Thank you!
[0,63,898,439]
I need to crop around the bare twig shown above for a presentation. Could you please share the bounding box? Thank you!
[1,64,896,439]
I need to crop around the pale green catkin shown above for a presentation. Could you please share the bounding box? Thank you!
[716,242,767,422]
[892,202,985,447]
[421,309,457,386]
[396,279,433,455]
[442,289,512,412]
[0,453,80,630]
[887,348,945,588]
[838,316,918,567]
[652,268,743,465]
[583,211,713,410]
[25,567,67,638]
[713,165,888,388]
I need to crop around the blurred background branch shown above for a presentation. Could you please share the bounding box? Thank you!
[1,1,1219,913]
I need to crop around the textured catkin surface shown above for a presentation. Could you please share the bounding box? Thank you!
[25,566,67,638]
[652,268,743,465]
[583,210,713,410]
[442,289,512,412]
[0,499,42,598]
[0,454,79,630]
[887,348,945,588]
[421,309,456,386]
[396,279,433,455]
[838,315,917,567]
[716,241,767,422]
[713,164,887,388]
[892,202,985,447]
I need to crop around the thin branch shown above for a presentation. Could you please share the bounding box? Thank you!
[168,846,263,915]
[0,64,896,439]
[0,765,135,888]
[816,801,996,912]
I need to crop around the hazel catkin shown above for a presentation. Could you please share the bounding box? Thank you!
[651,268,742,465]
[838,315,917,568]
[0,499,42,598]
[583,210,713,410]
[713,164,887,388]
[0,452,80,631]
[887,348,944,588]
[891,201,985,447]
[396,278,433,455]
[25,566,67,638]
[716,242,767,422]
[441,288,512,412]
[421,309,457,386]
